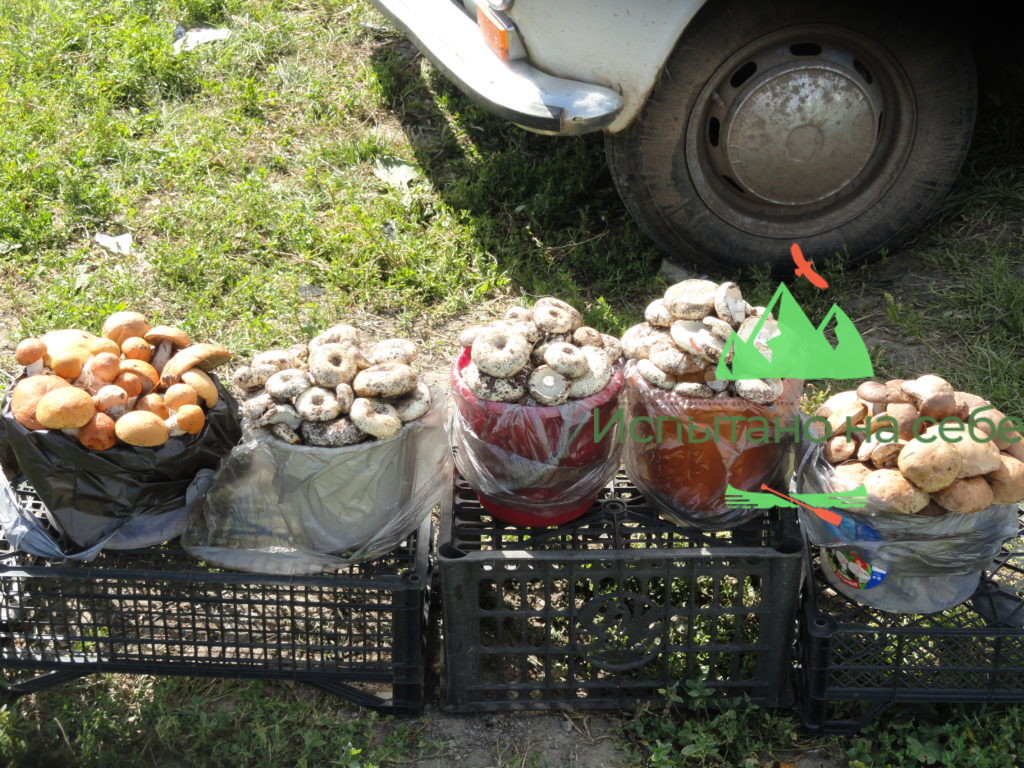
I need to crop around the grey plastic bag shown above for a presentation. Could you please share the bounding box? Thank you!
[793,442,1020,613]
[182,389,451,574]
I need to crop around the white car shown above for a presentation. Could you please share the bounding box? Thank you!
[369,0,976,271]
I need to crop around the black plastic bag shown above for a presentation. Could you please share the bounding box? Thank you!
[0,374,241,549]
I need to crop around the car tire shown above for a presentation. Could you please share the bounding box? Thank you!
[605,0,977,272]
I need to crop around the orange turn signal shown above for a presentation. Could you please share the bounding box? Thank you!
[477,5,513,61]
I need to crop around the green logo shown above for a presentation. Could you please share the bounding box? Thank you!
[724,484,867,511]
[716,283,873,381]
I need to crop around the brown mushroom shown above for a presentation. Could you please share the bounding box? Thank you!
[164,383,198,411]
[986,454,1024,504]
[101,311,150,346]
[826,401,868,437]
[870,440,906,469]
[115,410,169,447]
[897,436,963,492]
[886,403,919,441]
[88,337,122,357]
[135,393,169,420]
[74,352,122,394]
[180,369,218,409]
[15,338,46,375]
[40,329,95,380]
[901,375,958,421]
[823,435,857,464]
[78,412,117,451]
[166,404,205,436]
[864,469,930,514]
[119,359,160,395]
[933,476,994,514]
[93,385,131,420]
[113,371,145,399]
[829,462,872,493]
[121,337,153,362]
[10,375,71,430]
[159,343,231,388]
[813,390,861,420]
[35,387,96,430]
[923,423,1002,478]
[145,326,191,375]
[856,380,911,405]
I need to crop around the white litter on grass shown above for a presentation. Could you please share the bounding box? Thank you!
[93,232,134,255]
[173,25,232,53]
[372,157,420,190]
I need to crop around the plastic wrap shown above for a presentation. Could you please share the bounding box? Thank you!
[793,442,1020,613]
[182,389,451,574]
[450,348,623,526]
[0,374,241,552]
[622,361,802,529]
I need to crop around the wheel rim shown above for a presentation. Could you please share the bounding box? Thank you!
[684,24,916,238]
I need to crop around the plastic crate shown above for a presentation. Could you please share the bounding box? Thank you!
[799,534,1024,734]
[438,472,803,712]
[0,479,431,714]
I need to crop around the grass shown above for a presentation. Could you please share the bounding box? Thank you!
[1,0,1023,766]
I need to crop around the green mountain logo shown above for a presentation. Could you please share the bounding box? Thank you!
[716,283,873,380]
[724,484,868,511]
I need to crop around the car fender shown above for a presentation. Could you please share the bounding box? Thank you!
[501,0,710,133]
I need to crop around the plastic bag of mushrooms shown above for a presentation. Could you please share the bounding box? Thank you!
[181,326,452,575]
[0,313,242,556]
[449,299,625,526]
[620,279,801,529]
[793,375,1023,613]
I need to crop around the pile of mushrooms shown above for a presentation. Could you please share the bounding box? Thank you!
[457,298,621,405]
[623,279,784,404]
[233,325,432,446]
[10,312,230,449]
[818,374,1024,515]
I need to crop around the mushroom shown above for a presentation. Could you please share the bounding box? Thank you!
[471,329,531,378]
[166,404,205,437]
[921,423,1002,478]
[368,338,419,366]
[102,312,150,346]
[349,398,402,439]
[636,359,677,390]
[159,343,232,388]
[572,327,604,347]
[15,338,46,375]
[864,469,930,514]
[144,326,192,375]
[824,435,858,464]
[181,369,218,408]
[528,366,571,405]
[648,342,702,377]
[115,410,169,447]
[886,403,919,441]
[829,462,872,493]
[119,359,160,395]
[533,297,582,334]
[252,349,298,371]
[621,323,672,360]
[933,476,994,514]
[40,329,95,380]
[136,393,170,420]
[233,364,278,393]
[353,363,419,398]
[114,371,145,399]
[88,337,121,357]
[120,337,153,362]
[93,385,131,420]
[35,387,96,431]
[78,412,117,451]
[301,417,365,447]
[392,381,432,422]
[164,383,199,411]
[901,375,958,421]
[856,380,911,405]
[10,375,71,430]
[74,352,122,394]
[713,281,746,326]
[663,279,718,320]
[987,454,1024,504]
[897,436,963,492]
[644,299,674,328]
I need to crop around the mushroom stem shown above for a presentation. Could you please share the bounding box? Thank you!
[150,340,174,374]
[25,360,44,375]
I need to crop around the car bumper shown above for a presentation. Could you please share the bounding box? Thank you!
[370,0,624,135]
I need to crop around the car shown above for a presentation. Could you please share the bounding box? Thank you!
[368,0,976,272]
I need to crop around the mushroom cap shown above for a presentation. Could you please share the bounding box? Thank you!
[172,404,205,435]
[102,311,151,346]
[120,337,153,362]
[41,329,95,379]
[78,412,117,451]
[922,423,1002,478]
[159,343,232,388]
[897,436,963,492]
[164,383,198,410]
[93,385,129,413]
[113,371,144,398]
[135,393,169,420]
[180,369,218,408]
[119,359,160,391]
[10,375,71,430]
[15,338,46,366]
[987,454,1024,504]
[115,410,169,447]
[86,352,123,383]
[864,468,930,514]
[933,476,995,514]
[35,387,96,430]
[144,325,191,348]
[829,462,873,493]
[88,337,122,356]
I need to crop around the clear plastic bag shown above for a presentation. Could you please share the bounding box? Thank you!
[450,349,624,526]
[182,389,451,575]
[793,442,1020,613]
[622,361,802,529]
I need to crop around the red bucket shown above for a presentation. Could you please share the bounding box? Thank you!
[451,347,623,526]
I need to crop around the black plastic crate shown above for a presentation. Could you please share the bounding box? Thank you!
[799,535,1024,734]
[438,472,803,712]
[0,479,431,714]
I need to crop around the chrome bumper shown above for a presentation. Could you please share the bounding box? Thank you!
[370,0,624,135]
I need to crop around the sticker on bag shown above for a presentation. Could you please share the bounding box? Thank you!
[826,548,887,589]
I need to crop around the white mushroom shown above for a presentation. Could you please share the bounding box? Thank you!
[529,366,571,406]
[471,329,531,378]
[350,398,402,439]
[265,369,313,401]
[295,387,342,422]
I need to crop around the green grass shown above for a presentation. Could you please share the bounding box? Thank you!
[2,0,1024,766]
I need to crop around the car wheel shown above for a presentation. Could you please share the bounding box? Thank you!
[606,0,977,272]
